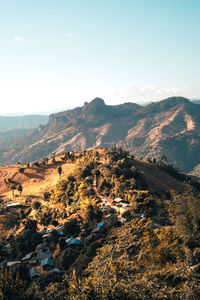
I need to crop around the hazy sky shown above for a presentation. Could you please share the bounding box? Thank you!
[0,0,200,114]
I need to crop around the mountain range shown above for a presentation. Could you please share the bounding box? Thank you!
[0,115,48,132]
[0,97,200,175]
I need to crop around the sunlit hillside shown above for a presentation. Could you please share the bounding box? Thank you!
[0,156,75,203]
[0,147,200,299]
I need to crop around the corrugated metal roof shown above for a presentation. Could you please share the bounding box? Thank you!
[41,258,54,267]
[97,222,106,227]
[29,268,41,279]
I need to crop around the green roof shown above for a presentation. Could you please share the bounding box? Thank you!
[41,258,54,267]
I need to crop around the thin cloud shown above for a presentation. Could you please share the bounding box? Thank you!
[107,84,191,103]
[64,33,73,38]
[13,35,24,43]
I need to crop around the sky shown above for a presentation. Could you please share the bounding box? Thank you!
[0,0,200,115]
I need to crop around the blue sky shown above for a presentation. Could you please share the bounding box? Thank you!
[0,0,200,114]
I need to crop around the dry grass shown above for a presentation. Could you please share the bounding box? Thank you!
[0,157,75,204]
[133,159,184,198]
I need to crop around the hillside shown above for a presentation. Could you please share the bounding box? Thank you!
[0,157,74,202]
[0,115,48,132]
[191,99,200,105]
[0,147,200,299]
[0,97,200,174]
[0,115,48,150]
[0,129,31,147]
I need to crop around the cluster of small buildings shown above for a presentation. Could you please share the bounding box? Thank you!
[1,195,132,281]
[84,221,107,246]
[0,225,64,280]
[101,197,131,216]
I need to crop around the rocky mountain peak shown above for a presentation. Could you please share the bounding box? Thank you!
[83,97,106,115]
[91,97,105,106]
[161,96,190,105]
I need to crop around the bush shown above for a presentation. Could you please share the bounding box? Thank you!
[33,201,41,210]
[63,219,80,236]
[59,248,80,270]
[24,219,37,231]
[43,192,51,201]
[15,229,42,257]
[33,161,40,167]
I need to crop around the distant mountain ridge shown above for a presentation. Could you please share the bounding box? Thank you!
[0,115,48,132]
[191,99,200,105]
[0,97,200,174]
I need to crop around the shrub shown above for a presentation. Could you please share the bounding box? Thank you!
[33,201,41,210]
[33,161,40,167]
[58,166,62,177]
[43,192,51,201]
[24,219,37,231]
[59,248,80,270]
[63,219,80,236]
[17,185,23,195]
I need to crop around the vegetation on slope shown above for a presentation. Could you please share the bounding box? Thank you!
[0,147,200,299]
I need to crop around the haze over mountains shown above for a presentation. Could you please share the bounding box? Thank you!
[0,115,48,132]
[0,115,48,153]
[0,97,200,175]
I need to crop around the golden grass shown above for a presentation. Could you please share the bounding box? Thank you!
[0,158,75,203]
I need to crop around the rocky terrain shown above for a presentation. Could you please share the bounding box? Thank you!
[0,97,200,174]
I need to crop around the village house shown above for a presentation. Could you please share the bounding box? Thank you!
[7,261,21,267]
[41,258,54,271]
[105,198,114,206]
[91,222,107,237]
[29,267,41,280]
[113,198,123,203]
[29,250,53,266]
[65,238,82,247]
[21,252,34,263]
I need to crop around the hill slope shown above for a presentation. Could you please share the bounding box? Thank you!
[0,148,200,299]
[0,97,200,174]
[0,115,48,132]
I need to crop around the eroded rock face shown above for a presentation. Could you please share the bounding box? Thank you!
[1,96,200,174]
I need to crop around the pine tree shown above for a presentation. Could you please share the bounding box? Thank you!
[58,166,62,177]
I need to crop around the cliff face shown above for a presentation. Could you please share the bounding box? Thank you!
[0,97,200,173]
[119,97,200,172]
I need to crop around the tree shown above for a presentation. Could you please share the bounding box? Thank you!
[63,219,80,236]
[59,248,80,270]
[11,185,16,197]
[25,219,37,231]
[58,166,62,177]
[18,168,24,173]
[43,191,51,201]
[52,154,56,163]
[0,269,26,300]
[33,201,41,210]
[17,185,23,196]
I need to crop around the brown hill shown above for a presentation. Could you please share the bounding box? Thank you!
[0,157,74,204]
[0,97,200,174]
[0,148,191,207]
